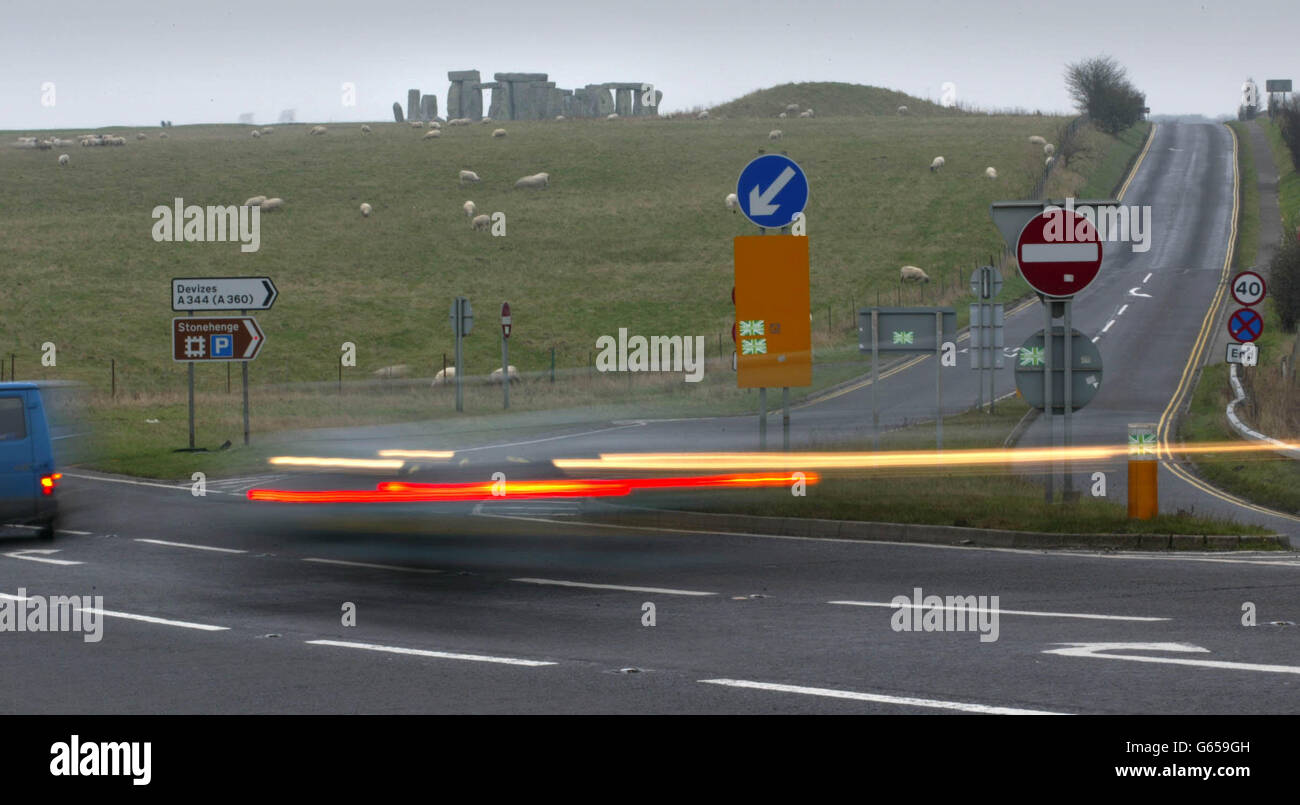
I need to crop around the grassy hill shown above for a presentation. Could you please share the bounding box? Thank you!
[707,81,965,118]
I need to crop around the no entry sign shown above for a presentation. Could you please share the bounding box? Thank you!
[1016,209,1103,298]
[1227,307,1264,343]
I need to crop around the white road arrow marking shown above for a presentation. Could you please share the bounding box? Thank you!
[748,166,796,216]
[1043,642,1300,675]
[1128,287,1152,298]
[3,549,82,566]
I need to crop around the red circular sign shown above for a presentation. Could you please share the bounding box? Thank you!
[1016,209,1103,298]
[1231,271,1266,306]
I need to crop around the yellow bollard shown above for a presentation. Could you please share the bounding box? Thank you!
[1127,422,1159,519]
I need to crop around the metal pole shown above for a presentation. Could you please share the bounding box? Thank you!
[550,347,555,383]
[241,309,250,445]
[338,358,341,395]
[501,327,509,409]
[872,308,880,450]
[759,388,767,450]
[187,311,195,450]
[227,363,231,394]
[111,359,115,398]
[782,387,790,451]
[1063,299,1073,501]
[935,311,943,451]
[1043,300,1053,503]
[975,299,984,411]
[454,299,464,413]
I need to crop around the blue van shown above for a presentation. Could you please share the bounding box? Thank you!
[0,383,60,539]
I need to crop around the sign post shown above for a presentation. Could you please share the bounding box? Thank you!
[500,302,511,409]
[450,297,473,412]
[171,315,267,448]
[969,265,1004,413]
[860,307,956,450]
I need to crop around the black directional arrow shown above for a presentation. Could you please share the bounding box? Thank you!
[262,279,277,308]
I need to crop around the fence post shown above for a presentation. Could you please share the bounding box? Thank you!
[111,359,115,398]
[550,347,555,383]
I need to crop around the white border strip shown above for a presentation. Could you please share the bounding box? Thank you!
[512,577,716,597]
[135,539,247,554]
[700,679,1065,714]
[306,639,556,667]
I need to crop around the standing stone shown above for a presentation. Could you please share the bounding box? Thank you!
[407,89,421,122]
[392,102,404,123]
[615,88,633,117]
[586,85,615,117]
[447,71,481,120]
[420,94,437,121]
[447,83,462,120]
[467,86,483,121]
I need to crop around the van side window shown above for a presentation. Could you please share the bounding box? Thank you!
[0,397,28,441]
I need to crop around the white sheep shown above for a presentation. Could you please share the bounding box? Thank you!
[360,124,372,134]
[800,109,815,118]
[459,169,481,186]
[696,110,709,119]
[900,265,931,283]
[725,192,739,213]
[463,200,476,218]
[428,121,441,130]
[360,203,372,217]
[490,365,520,384]
[243,196,266,207]
[897,105,908,115]
[778,112,787,119]
[481,117,493,124]
[431,366,456,386]
[492,128,507,138]
[785,103,800,112]
[471,213,491,231]
[447,118,471,127]
[423,129,442,139]
[308,125,327,135]
[260,197,285,212]
[985,166,998,179]
[159,132,169,139]
[1028,135,1046,145]
[769,129,783,141]
[929,156,945,172]
[58,154,69,166]
[555,115,566,121]
[607,113,619,120]
[251,129,261,138]
[136,132,147,140]
[513,172,549,189]
[1044,143,1055,156]
[261,127,273,135]
[410,120,424,128]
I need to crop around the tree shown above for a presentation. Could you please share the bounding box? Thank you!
[1064,55,1145,134]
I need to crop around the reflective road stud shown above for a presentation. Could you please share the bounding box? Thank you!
[1127,422,1159,519]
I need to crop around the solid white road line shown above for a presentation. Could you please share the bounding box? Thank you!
[135,539,247,554]
[83,607,230,631]
[828,600,1169,622]
[700,679,1065,715]
[512,577,717,596]
[3,549,82,566]
[302,557,442,574]
[1044,642,1300,675]
[306,639,556,667]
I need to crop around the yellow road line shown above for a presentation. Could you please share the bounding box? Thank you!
[1116,122,1158,201]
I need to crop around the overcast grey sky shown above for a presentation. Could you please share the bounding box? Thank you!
[2,0,1293,129]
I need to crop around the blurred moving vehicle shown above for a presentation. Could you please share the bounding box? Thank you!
[0,383,61,538]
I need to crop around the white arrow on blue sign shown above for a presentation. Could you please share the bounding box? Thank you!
[736,154,809,229]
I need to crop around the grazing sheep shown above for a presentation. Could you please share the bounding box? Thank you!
[428,121,441,130]
[51,138,73,146]
[136,132,147,140]
[778,112,787,119]
[423,129,442,139]
[799,109,815,118]
[1043,143,1055,156]
[463,200,476,218]
[447,118,471,127]
[58,154,69,166]
[492,128,507,138]
[1028,135,1046,145]
[489,365,521,384]
[459,169,481,186]
[900,265,931,283]
[360,124,372,133]
[513,172,549,190]
[159,132,168,139]
[769,129,783,141]
[410,120,424,128]
[607,113,619,120]
[697,110,709,119]
[372,365,409,379]
[308,125,326,135]
[985,166,998,179]
[481,117,493,124]
[431,366,456,386]
[929,156,945,172]
[785,103,800,112]
[260,197,284,212]
[471,213,491,231]
[555,115,566,121]
[725,192,739,213]
[251,129,261,138]
[243,196,266,207]
[261,127,273,135]
[897,105,908,115]
[360,203,372,217]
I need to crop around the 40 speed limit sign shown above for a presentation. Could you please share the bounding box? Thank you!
[1231,270,1266,307]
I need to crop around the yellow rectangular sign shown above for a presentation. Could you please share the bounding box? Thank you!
[734,235,812,388]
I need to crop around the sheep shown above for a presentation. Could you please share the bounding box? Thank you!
[459,169,481,186]
[373,365,409,378]
[929,156,945,172]
[697,110,709,119]
[463,200,476,218]
[260,197,285,212]
[58,154,69,166]
[607,113,619,120]
[243,196,267,207]
[785,103,800,112]
[1043,143,1055,156]
[360,203,372,217]
[423,129,442,139]
[513,172,549,190]
[555,115,566,121]
[492,128,507,138]
[799,109,815,118]
[985,166,998,179]
[489,365,521,385]
[251,129,261,138]
[447,118,471,127]
[1028,135,1046,145]
[481,117,493,124]
[471,214,491,231]
[159,132,168,139]
[900,265,931,283]
[428,121,441,130]
[360,124,372,133]
[431,366,456,386]
[725,192,739,213]
[778,112,787,119]
[308,125,326,135]
[261,127,273,135]
[51,138,73,146]
[897,105,909,115]
[768,129,783,141]
[136,132,147,140]
[410,120,424,128]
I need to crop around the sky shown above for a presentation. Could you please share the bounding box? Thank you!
[2,0,1295,129]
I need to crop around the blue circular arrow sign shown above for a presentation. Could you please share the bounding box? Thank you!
[736,154,809,229]
[1227,307,1264,343]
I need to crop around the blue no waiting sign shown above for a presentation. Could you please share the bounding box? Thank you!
[736,154,809,229]
[1227,307,1264,343]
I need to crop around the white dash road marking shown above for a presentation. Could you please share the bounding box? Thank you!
[307,639,556,667]
[1044,642,1300,675]
[135,539,247,554]
[7,524,92,536]
[1143,272,1152,283]
[1101,319,1115,333]
[3,549,82,566]
[1091,336,1101,343]
[512,577,717,597]
[1117,304,1129,316]
[828,600,1169,622]
[303,557,442,574]
[700,679,1065,715]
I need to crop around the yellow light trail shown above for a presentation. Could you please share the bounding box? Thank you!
[376,450,456,459]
